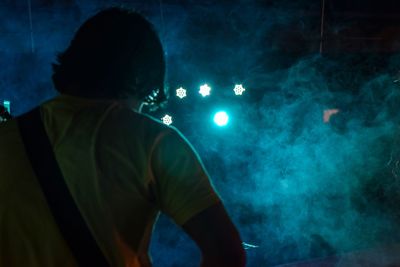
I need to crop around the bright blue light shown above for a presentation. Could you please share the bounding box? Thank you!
[213,111,229,126]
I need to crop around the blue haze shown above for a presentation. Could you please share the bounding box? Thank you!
[1,1,400,266]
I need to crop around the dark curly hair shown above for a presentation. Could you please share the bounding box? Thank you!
[52,7,167,109]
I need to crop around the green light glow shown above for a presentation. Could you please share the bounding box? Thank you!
[213,111,229,126]
[3,101,10,113]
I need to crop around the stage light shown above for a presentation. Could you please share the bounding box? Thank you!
[213,111,229,127]
[199,84,211,97]
[161,114,173,126]
[176,87,187,99]
[3,101,10,113]
[233,84,246,95]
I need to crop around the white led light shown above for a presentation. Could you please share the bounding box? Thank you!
[176,87,187,99]
[213,111,229,127]
[161,114,173,126]
[199,84,211,97]
[233,84,246,95]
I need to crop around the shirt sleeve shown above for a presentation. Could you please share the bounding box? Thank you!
[151,127,220,225]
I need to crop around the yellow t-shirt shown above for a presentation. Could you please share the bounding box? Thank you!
[0,94,220,267]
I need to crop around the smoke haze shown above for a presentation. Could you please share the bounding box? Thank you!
[2,1,400,266]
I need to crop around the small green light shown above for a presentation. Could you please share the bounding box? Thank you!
[3,101,10,113]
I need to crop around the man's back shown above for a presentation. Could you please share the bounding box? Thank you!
[0,99,79,267]
[0,94,220,266]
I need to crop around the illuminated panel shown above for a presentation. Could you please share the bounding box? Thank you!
[161,114,173,126]
[213,111,229,126]
[233,84,246,95]
[3,100,10,113]
[176,87,187,99]
[199,84,211,97]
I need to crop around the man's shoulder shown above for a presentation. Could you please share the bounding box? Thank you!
[100,105,175,143]
[107,105,168,131]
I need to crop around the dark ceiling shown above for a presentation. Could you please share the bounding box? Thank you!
[2,0,400,54]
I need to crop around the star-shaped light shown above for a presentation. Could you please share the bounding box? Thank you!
[199,84,211,97]
[176,87,187,99]
[161,114,173,126]
[233,84,246,95]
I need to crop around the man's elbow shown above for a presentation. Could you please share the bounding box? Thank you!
[232,244,246,267]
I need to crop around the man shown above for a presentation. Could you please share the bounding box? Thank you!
[0,7,245,267]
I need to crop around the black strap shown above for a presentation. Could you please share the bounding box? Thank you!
[17,107,110,267]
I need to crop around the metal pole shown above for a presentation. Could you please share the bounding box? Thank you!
[319,0,326,54]
[27,0,35,53]
[159,0,166,46]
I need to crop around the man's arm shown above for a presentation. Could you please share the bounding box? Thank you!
[182,202,246,267]
[150,127,245,266]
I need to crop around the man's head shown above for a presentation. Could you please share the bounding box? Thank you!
[52,7,167,109]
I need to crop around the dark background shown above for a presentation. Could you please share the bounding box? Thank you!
[2,0,400,266]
